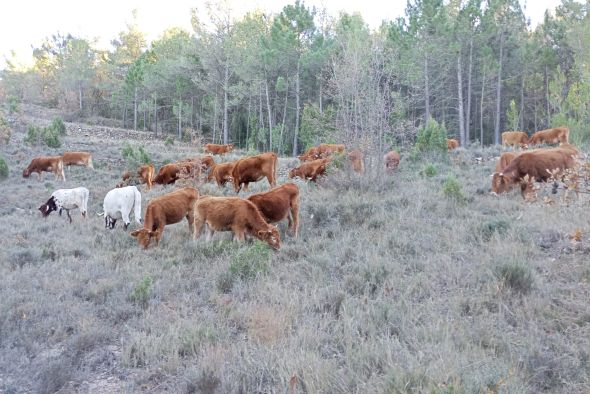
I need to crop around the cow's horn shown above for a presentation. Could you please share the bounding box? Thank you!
[97,212,105,216]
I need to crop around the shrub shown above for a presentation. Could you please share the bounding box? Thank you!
[442,175,466,203]
[228,242,271,281]
[165,136,174,146]
[122,143,151,167]
[24,124,61,147]
[0,116,11,144]
[129,276,153,308]
[480,220,510,241]
[24,125,43,146]
[50,117,66,135]
[421,163,438,177]
[43,127,61,148]
[0,155,8,180]
[495,262,534,294]
[414,118,448,154]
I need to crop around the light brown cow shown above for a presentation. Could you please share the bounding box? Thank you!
[318,143,345,158]
[23,156,65,181]
[193,196,281,249]
[501,131,529,148]
[204,143,234,155]
[298,146,321,162]
[120,164,155,190]
[494,152,518,172]
[207,161,236,187]
[347,150,365,173]
[153,163,181,185]
[231,152,278,193]
[288,158,329,182]
[491,147,576,195]
[130,187,199,248]
[247,183,300,237]
[447,139,459,150]
[383,150,401,172]
[528,126,569,145]
[187,156,216,172]
[62,151,94,169]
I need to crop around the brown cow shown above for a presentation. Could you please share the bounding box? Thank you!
[207,161,236,187]
[495,152,518,172]
[130,187,199,248]
[193,196,281,249]
[347,150,365,173]
[447,139,459,150]
[247,183,300,237]
[189,155,216,172]
[491,147,576,195]
[528,126,569,146]
[120,164,155,190]
[318,143,345,158]
[62,151,93,169]
[231,152,278,193]
[298,146,321,162]
[288,158,329,182]
[383,150,401,172]
[204,143,234,155]
[501,131,529,148]
[153,163,181,185]
[23,156,66,181]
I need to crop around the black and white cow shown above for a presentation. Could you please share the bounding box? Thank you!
[101,185,142,230]
[39,187,89,223]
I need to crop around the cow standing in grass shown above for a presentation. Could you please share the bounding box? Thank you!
[383,150,400,172]
[231,152,278,193]
[39,187,89,223]
[23,156,66,181]
[247,183,300,238]
[102,186,142,230]
[62,151,94,170]
[528,126,569,145]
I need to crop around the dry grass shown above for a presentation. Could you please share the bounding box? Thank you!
[0,126,589,393]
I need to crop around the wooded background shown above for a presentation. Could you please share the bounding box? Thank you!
[2,0,590,154]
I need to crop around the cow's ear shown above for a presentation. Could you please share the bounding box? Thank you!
[257,230,266,237]
[130,230,140,237]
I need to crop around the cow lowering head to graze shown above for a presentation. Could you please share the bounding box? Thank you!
[347,150,365,173]
[193,196,281,249]
[204,143,234,155]
[247,183,300,238]
[39,187,89,223]
[101,186,142,230]
[491,147,577,195]
[186,156,216,172]
[288,158,329,182]
[231,152,278,193]
[130,187,199,248]
[501,131,529,148]
[528,126,569,146]
[23,156,66,181]
[495,152,518,173]
[383,150,401,172]
[153,163,182,185]
[207,161,236,187]
[119,164,155,190]
[62,151,94,169]
[318,143,346,159]
[298,146,321,162]
[447,139,459,150]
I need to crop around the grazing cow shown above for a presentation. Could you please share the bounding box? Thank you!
[153,163,182,185]
[38,187,89,223]
[101,186,142,230]
[528,126,569,146]
[247,183,300,237]
[23,156,65,181]
[62,151,94,169]
[130,187,199,248]
[447,139,459,150]
[207,161,236,187]
[495,152,518,172]
[120,164,155,190]
[347,150,365,173]
[231,152,278,193]
[193,196,281,249]
[186,156,216,172]
[501,131,529,148]
[204,143,234,155]
[383,150,401,172]
[288,158,329,182]
[298,146,321,162]
[318,143,345,158]
[491,147,576,195]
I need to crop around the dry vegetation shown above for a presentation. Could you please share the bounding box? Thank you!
[1,121,590,393]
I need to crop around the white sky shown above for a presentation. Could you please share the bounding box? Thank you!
[0,0,566,69]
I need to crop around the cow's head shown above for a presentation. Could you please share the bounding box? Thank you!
[23,168,30,178]
[130,228,159,249]
[38,196,58,217]
[288,168,299,179]
[257,226,281,250]
[491,172,516,194]
[227,144,234,151]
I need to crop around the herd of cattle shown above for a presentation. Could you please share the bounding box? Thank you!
[21,125,581,250]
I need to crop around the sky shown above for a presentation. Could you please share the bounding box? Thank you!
[0,0,566,69]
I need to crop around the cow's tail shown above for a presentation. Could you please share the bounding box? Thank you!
[58,158,66,181]
[88,156,94,169]
[134,188,142,223]
[96,212,105,216]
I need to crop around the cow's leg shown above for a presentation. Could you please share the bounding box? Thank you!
[233,227,245,242]
[122,210,131,230]
[205,225,215,242]
[193,217,205,241]
[186,210,195,235]
[291,200,300,238]
[66,210,72,223]
[243,183,249,192]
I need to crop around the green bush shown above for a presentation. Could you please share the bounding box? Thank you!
[495,262,534,294]
[442,175,466,203]
[43,127,61,148]
[50,117,66,135]
[24,125,43,146]
[165,136,174,146]
[129,276,153,308]
[24,124,61,147]
[0,155,8,180]
[414,118,448,154]
[0,116,11,144]
[480,220,510,241]
[122,143,151,167]
[228,242,271,281]
[421,163,438,177]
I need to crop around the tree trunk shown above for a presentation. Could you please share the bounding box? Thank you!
[465,37,473,145]
[480,68,486,146]
[134,86,138,131]
[319,77,323,114]
[457,54,465,146]
[424,55,430,124]
[259,83,264,151]
[494,32,504,145]
[544,65,550,127]
[265,78,273,151]
[154,94,157,136]
[213,94,218,143]
[78,84,82,111]
[293,60,301,156]
[246,94,251,149]
[223,62,229,144]
[520,72,525,130]
[280,79,289,154]
[178,97,182,139]
[191,96,194,130]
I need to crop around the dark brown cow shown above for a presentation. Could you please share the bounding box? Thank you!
[231,152,278,193]
[187,156,216,172]
[501,131,529,148]
[207,161,236,187]
[62,151,93,169]
[204,143,234,155]
[153,163,182,185]
[23,156,65,181]
[383,150,401,172]
[193,196,281,249]
[288,158,329,182]
[347,150,365,173]
[318,143,345,158]
[528,126,569,146]
[247,183,300,237]
[491,147,577,195]
[130,187,199,248]
[298,146,321,162]
[495,152,518,172]
[120,164,155,190]
[447,139,459,150]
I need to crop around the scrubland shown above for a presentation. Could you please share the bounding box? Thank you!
[1,128,589,393]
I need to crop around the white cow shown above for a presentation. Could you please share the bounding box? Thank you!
[38,187,89,223]
[101,185,142,230]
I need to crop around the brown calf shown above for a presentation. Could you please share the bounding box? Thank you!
[247,183,300,237]
[231,152,278,193]
[447,139,459,150]
[383,150,401,172]
[501,131,529,148]
[204,143,234,155]
[528,126,569,146]
[288,158,329,182]
[207,161,236,187]
[62,151,94,169]
[23,156,66,181]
